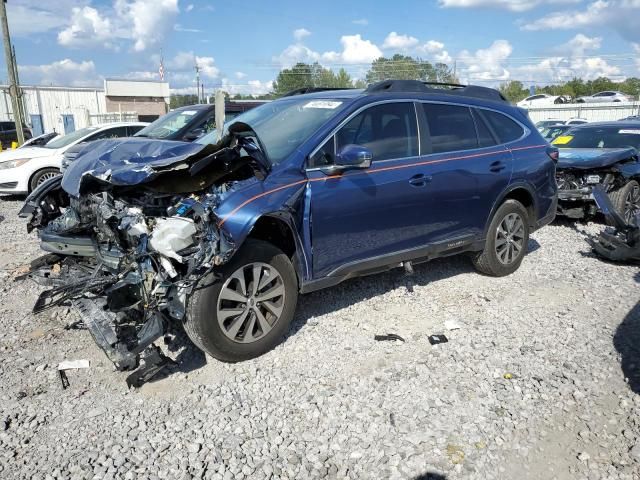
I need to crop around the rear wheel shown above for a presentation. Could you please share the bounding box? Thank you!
[609,179,640,224]
[29,168,60,192]
[472,200,530,277]
[184,239,298,362]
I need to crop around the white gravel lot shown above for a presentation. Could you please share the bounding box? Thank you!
[0,195,639,480]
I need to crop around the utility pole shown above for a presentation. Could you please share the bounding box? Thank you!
[194,63,201,103]
[0,0,24,144]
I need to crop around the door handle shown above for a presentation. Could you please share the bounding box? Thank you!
[490,161,506,173]
[409,173,432,187]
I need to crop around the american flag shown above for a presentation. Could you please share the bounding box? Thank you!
[159,58,165,81]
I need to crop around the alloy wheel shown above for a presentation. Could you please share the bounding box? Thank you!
[37,171,59,185]
[495,213,525,265]
[624,184,640,224]
[216,262,285,344]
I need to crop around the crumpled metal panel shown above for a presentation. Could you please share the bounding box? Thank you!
[557,147,637,170]
[61,138,214,197]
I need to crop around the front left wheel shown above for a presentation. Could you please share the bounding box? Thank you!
[184,239,298,362]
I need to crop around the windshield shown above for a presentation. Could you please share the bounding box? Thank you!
[44,127,99,149]
[135,108,204,139]
[553,126,640,149]
[196,98,349,164]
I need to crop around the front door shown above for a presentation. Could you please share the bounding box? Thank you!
[308,101,434,278]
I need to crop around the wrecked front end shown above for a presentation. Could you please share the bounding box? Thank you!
[555,147,639,219]
[588,185,640,262]
[19,129,266,372]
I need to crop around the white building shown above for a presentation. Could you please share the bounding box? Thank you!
[0,79,169,135]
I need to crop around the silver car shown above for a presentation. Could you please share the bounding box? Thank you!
[576,91,633,103]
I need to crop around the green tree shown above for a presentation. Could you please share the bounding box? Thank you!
[365,54,438,83]
[170,94,199,109]
[498,81,528,103]
[272,62,355,96]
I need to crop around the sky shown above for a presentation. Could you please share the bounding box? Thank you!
[5,0,640,95]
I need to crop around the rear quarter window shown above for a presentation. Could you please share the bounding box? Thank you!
[480,110,525,144]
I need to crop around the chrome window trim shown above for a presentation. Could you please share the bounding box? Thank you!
[307,99,420,168]
[306,98,530,170]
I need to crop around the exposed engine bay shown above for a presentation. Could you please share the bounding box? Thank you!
[556,169,619,218]
[18,124,267,373]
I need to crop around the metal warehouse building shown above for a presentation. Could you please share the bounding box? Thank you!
[0,79,169,135]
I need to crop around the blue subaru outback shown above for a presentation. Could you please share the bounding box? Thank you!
[20,80,557,368]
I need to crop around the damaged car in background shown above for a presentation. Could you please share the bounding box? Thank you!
[18,80,558,377]
[553,122,640,221]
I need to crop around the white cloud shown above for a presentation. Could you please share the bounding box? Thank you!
[58,6,114,48]
[56,0,179,51]
[352,18,369,25]
[221,78,273,96]
[293,28,311,41]
[564,33,602,56]
[418,40,453,63]
[235,71,248,79]
[521,0,640,42]
[186,4,195,12]
[115,0,179,51]
[439,0,581,12]
[458,40,513,81]
[19,59,100,87]
[273,44,321,68]
[522,0,609,30]
[511,34,621,82]
[634,44,640,72]
[322,34,383,64]
[174,24,202,33]
[166,51,219,81]
[4,0,82,36]
[382,32,419,50]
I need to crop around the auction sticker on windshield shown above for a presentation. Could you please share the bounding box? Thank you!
[303,101,342,109]
[619,129,640,135]
[552,135,573,145]
[181,111,198,116]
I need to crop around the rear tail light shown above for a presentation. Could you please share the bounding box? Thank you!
[546,146,559,162]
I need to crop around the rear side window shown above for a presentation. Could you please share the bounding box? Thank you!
[336,102,418,161]
[421,103,478,153]
[471,109,496,148]
[481,110,524,144]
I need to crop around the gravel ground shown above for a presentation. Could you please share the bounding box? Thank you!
[0,195,639,480]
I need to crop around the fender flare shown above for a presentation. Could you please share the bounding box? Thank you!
[484,182,538,237]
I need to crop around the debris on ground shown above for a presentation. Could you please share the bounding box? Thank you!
[374,333,406,342]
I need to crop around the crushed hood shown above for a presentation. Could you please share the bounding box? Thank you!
[557,147,637,170]
[61,123,270,198]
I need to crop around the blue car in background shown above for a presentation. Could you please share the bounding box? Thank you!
[21,80,557,367]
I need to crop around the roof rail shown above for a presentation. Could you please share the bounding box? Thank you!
[282,87,354,97]
[365,80,507,103]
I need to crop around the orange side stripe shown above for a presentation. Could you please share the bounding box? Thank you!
[217,144,547,227]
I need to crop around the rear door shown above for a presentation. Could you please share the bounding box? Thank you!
[413,102,514,243]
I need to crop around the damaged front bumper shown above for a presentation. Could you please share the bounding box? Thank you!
[16,134,268,371]
[556,186,598,219]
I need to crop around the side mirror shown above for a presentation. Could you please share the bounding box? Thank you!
[329,144,372,173]
[183,128,204,141]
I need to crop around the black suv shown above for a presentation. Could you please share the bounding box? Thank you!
[0,121,32,148]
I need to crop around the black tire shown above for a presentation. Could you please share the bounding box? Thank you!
[609,179,640,224]
[29,168,60,192]
[184,239,298,362]
[472,200,530,277]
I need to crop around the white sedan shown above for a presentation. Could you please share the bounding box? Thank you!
[0,122,147,195]
[517,94,568,108]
